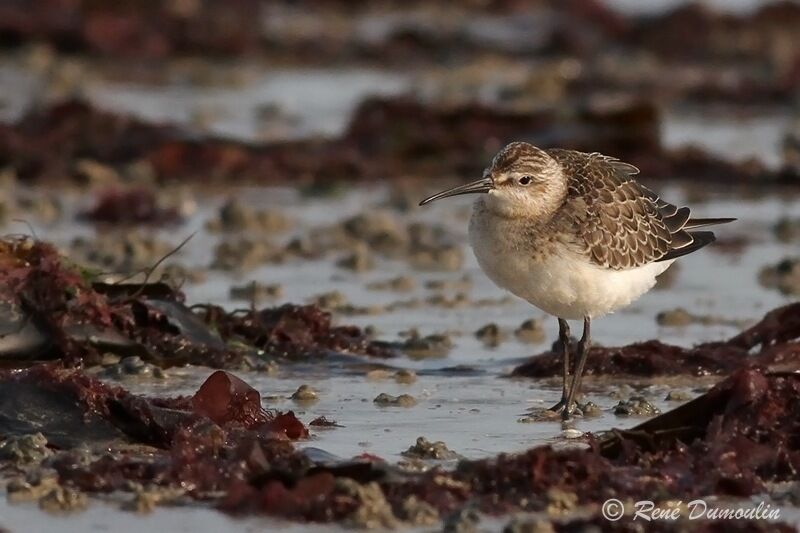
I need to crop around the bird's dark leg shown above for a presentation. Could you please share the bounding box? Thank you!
[547,318,571,412]
[562,316,591,421]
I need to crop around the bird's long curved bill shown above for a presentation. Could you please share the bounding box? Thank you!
[419,177,494,206]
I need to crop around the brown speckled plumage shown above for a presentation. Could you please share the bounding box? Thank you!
[420,141,735,419]
[547,149,722,270]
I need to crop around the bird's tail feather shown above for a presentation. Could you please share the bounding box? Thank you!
[683,217,737,229]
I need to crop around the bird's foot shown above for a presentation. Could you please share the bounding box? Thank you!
[547,397,578,418]
[547,397,566,412]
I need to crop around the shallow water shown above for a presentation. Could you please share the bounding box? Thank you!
[1,4,798,524]
[2,181,797,530]
[8,181,797,464]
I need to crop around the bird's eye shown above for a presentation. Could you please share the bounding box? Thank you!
[518,176,532,185]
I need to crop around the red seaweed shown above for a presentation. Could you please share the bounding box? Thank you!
[512,302,800,378]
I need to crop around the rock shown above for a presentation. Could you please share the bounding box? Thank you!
[7,470,60,503]
[290,384,319,403]
[342,211,408,257]
[337,243,374,272]
[759,258,800,296]
[401,330,453,359]
[0,433,52,464]
[373,393,417,408]
[578,401,602,417]
[401,495,439,526]
[425,275,472,291]
[402,436,461,460]
[39,486,88,513]
[515,319,546,344]
[309,290,349,310]
[443,506,481,533]
[124,487,185,513]
[656,308,693,327]
[208,198,292,233]
[394,369,417,384]
[366,276,416,292]
[475,323,507,347]
[74,159,121,185]
[229,281,283,303]
[409,244,464,271]
[211,238,281,272]
[773,217,800,243]
[337,478,399,529]
[665,390,692,402]
[102,356,165,379]
[546,487,578,515]
[504,517,556,533]
[614,396,661,417]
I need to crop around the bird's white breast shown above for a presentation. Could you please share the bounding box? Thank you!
[468,203,673,320]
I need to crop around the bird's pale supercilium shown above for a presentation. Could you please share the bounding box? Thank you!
[419,142,735,420]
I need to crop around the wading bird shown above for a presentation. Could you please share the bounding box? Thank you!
[420,142,734,420]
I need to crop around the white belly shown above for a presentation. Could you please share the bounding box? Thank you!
[469,211,673,320]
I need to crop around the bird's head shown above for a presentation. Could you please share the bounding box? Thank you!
[419,142,566,219]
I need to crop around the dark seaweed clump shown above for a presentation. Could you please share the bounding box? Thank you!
[512,302,800,378]
[2,363,796,530]
[0,236,395,367]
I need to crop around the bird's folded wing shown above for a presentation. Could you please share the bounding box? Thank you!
[548,149,698,270]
